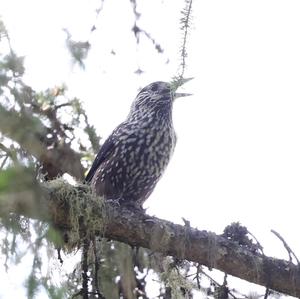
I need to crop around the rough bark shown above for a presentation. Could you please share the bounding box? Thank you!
[0,181,299,297]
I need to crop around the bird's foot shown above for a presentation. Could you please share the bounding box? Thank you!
[104,198,121,207]
[105,197,145,213]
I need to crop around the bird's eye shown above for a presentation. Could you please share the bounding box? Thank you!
[151,83,159,92]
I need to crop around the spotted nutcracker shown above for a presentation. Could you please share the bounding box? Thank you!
[85,79,192,208]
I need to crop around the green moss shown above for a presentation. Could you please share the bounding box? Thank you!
[160,258,193,299]
[47,178,108,250]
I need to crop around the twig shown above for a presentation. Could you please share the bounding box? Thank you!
[271,229,300,265]
[247,229,264,255]
[54,102,72,110]
[89,0,105,37]
[194,267,238,299]
[81,239,90,299]
[0,142,17,163]
[263,287,270,299]
[132,23,163,53]
[57,248,64,265]
[0,155,8,169]
[92,237,107,298]
[0,20,13,53]
[195,263,201,289]
[82,110,101,154]
[178,0,193,81]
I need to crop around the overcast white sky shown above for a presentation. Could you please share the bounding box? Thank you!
[1,0,300,298]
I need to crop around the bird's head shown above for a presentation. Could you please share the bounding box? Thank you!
[129,79,192,119]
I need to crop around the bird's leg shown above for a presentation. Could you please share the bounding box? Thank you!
[104,197,121,207]
[104,197,145,212]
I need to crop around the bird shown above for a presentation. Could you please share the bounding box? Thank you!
[85,79,192,209]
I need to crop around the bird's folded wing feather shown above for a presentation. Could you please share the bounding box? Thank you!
[85,135,116,183]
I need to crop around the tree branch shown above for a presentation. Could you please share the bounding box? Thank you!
[0,180,299,297]
[0,105,84,179]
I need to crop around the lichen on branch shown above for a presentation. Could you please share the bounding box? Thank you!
[0,178,299,297]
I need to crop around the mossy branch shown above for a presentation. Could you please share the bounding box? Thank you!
[0,179,299,297]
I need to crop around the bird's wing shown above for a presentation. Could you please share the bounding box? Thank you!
[85,134,116,183]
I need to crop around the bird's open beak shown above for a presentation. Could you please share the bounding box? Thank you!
[174,92,192,98]
[174,77,193,98]
[177,77,194,86]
